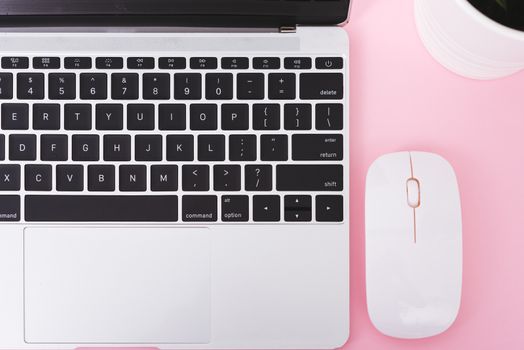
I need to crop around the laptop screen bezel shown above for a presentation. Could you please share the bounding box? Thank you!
[0,0,351,27]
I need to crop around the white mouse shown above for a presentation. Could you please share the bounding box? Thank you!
[365,151,462,339]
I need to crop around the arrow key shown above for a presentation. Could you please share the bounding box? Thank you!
[285,195,312,222]
[316,195,343,222]
[253,195,280,222]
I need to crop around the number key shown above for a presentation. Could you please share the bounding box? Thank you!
[0,73,13,99]
[143,73,170,100]
[49,73,76,100]
[80,73,107,100]
[174,73,201,100]
[111,73,138,100]
[205,73,233,100]
[17,73,44,100]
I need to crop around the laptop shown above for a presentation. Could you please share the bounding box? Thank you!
[0,0,350,348]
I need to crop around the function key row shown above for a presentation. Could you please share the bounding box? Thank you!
[0,57,344,70]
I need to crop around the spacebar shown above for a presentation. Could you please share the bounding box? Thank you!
[25,195,178,222]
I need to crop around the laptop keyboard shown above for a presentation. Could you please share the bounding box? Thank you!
[0,55,346,223]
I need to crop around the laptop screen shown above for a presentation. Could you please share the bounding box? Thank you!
[0,0,351,27]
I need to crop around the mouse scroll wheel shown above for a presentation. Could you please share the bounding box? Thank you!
[406,178,421,208]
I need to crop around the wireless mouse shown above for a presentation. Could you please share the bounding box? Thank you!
[365,151,462,339]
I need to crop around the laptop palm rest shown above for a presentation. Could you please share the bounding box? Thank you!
[23,226,211,344]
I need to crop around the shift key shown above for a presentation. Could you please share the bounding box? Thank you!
[292,134,343,161]
[300,73,343,100]
[277,165,343,191]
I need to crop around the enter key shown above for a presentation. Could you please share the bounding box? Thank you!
[292,134,343,161]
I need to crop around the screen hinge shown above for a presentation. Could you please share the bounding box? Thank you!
[279,25,297,33]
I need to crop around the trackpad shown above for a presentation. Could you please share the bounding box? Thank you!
[24,227,211,344]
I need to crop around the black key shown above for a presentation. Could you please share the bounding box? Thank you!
[268,73,296,100]
[96,57,123,69]
[1,103,29,130]
[56,165,84,192]
[127,104,155,130]
[104,135,131,161]
[190,104,217,130]
[25,165,52,191]
[277,165,343,191]
[261,135,288,161]
[65,104,92,130]
[284,57,312,70]
[143,73,170,100]
[127,57,154,69]
[0,135,4,160]
[159,104,186,130]
[237,73,264,100]
[65,57,92,69]
[221,57,249,70]
[2,57,28,69]
[253,104,280,130]
[245,165,272,191]
[41,134,68,161]
[88,165,115,191]
[96,104,123,130]
[253,57,280,69]
[182,195,217,222]
[229,135,256,162]
[300,73,344,100]
[205,73,233,100]
[222,195,249,222]
[174,73,202,100]
[190,57,218,70]
[284,195,312,222]
[135,135,162,161]
[316,195,343,222]
[33,57,60,69]
[9,134,36,160]
[214,165,241,191]
[284,104,312,130]
[72,135,99,161]
[167,135,194,161]
[111,73,139,100]
[159,57,186,70]
[182,165,209,191]
[198,135,225,161]
[0,73,13,99]
[316,57,344,70]
[0,195,20,221]
[33,104,60,130]
[26,195,178,221]
[119,165,147,192]
[316,104,344,130]
[0,165,20,190]
[292,134,343,161]
[49,73,76,100]
[151,165,178,191]
[17,73,44,99]
[221,104,249,130]
[80,73,108,100]
[253,195,280,222]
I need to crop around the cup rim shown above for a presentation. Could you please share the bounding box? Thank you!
[458,0,524,38]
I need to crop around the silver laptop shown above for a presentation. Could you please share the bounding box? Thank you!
[0,0,350,348]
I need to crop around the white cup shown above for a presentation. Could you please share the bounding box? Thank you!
[415,0,524,79]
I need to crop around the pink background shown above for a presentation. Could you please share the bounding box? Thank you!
[347,0,524,349]
[86,1,524,349]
